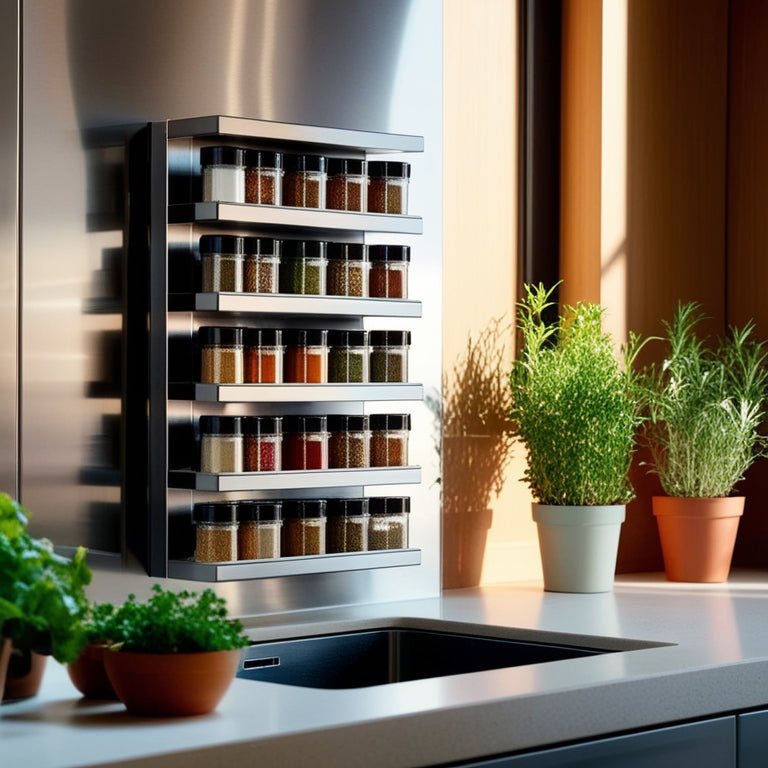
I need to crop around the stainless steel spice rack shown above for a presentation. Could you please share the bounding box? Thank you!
[127,116,426,581]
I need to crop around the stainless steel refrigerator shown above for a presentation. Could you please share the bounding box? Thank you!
[0,0,442,615]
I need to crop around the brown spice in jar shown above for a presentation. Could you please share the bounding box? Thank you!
[329,432,369,469]
[368,179,405,214]
[327,261,365,296]
[238,521,280,560]
[200,346,243,384]
[196,524,237,562]
[245,168,279,205]
[283,518,325,556]
[327,176,365,212]
[368,518,407,550]
[369,263,405,299]
[283,174,323,208]
[370,433,407,467]
[244,256,278,293]
[327,516,368,553]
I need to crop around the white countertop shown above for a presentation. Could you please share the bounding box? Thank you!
[4,571,768,768]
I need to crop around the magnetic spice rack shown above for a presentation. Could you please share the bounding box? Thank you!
[126,115,425,581]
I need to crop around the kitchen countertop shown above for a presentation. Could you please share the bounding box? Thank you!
[4,571,768,768]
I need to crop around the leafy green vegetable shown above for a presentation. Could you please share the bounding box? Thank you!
[0,493,91,664]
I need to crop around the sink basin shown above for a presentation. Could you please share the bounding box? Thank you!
[237,621,649,689]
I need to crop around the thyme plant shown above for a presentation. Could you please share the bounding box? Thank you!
[509,283,643,506]
[638,302,768,498]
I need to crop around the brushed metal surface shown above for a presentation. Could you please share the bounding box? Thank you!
[18,0,442,617]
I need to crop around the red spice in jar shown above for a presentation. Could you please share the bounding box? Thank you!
[282,416,329,470]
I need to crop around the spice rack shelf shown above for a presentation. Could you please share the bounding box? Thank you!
[168,548,422,583]
[169,383,424,403]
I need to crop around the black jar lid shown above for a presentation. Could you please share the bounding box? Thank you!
[327,414,370,432]
[238,501,282,522]
[282,415,328,434]
[199,234,246,255]
[243,416,282,435]
[198,326,243,346]
[368,496,410,516]
[325,497,369,517]
[327,242,367,261]
[244,327,282,347]
[282,328,328,347]
[281,239,327,260]
[368,244,410,263]
[281,499,327,519]
[327,158,367,176]
[284,153,327,173]
[327,329,367,347]
[243,237,282,256]
[200,145,245,167]
[369,413,411,431]
[368,161,410,179]
[199,415,243,436]
[244,149,283,169]
[193,501,238,524]
[368,330,411,347]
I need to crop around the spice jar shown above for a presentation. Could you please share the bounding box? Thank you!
[279,240,327,295]
[326,242,369,297]
[282,499,326,556]
[244,328,284,384]
[245,150,283,206]
[244,237,281,294]
[368,245,410,299]
[327,330,368,383]
[369,413,411,467]
[199,234,244,293]
[368,496,410,550]
[283,329,328,383]
[367,161,410,214]
[199,415,244,473]
[282,154,327,208]
[243,416,282,472]
[369,330,411,383]
[199,326,244,384]
[194,502,238,562]
[200,146,245,203]
[282,415,329,470]
[238,501,282,560]
[328,414,371,469]
[326,158,368,212]
[326,498,369,553]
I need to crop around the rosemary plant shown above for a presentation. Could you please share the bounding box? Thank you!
[638,302,768,498]
[509,283,643,506]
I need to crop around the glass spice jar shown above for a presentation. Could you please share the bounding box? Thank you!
[283,329,328,383]
[368,244,410,299]
[282,154,327,208]
[279,240,327,295]
[237,501,282,560]
[367,161,410,214]
[199,415,244,473]
[194,501,239,562]
[326,158,368,212]
[245,150,283,206]
[369,413,411,467]
[282,415,329,470]
[369,330,411,383]
[326,242,369,297]
[199,234,244,293]
[243,237,281,294]
[328,414,371,469]
[243,416,282,472]
[282,499,326,556]
[199,326,244,384]
[368,496,410,550]
[200,146,245,203]
[244,328,284,384]
[327,330,369,383]
[326,498,369,553]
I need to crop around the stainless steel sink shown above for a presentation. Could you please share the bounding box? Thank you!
[237,621,658,689]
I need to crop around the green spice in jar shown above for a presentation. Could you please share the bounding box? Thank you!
[326,498,369,553]
[326,242,368,297]
[328,329,368,383]
[279,240,327,295]
[199,234,244,293]
[369,330,411,383]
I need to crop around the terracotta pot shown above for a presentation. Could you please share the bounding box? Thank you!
[67,643,118,699]
[532,504,625,593]
[0,638,11,702]
[653,496,744,583]
[103,648,242,717]
[2,649,47,702]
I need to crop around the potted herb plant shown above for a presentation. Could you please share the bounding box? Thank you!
[508,283,644,593]
[0,492,91,701]
[637,302,768,582]
[92,584,249,716]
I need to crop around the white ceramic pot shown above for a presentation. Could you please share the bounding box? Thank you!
[532,504,626,593]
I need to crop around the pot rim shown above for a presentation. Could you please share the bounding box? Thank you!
[652,495,745,519]
[532,503,626,526]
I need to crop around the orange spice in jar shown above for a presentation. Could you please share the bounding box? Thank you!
[244,328,283,384]
[283,329,328,383]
